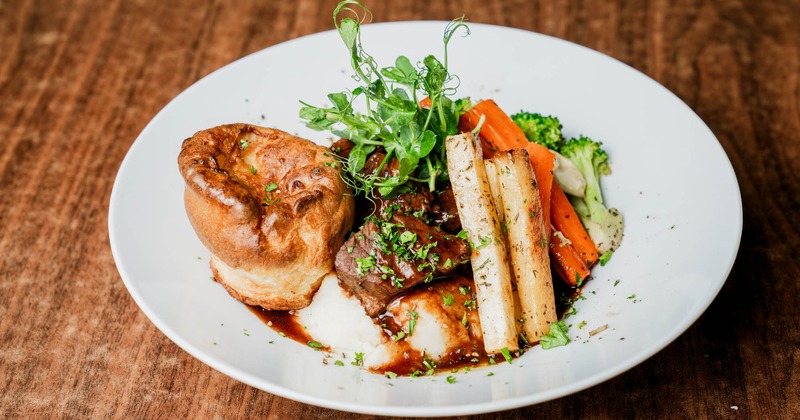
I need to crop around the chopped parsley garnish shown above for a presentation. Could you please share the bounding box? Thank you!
[500,347,513,364]
[598,250,614,266]
[355,255,376,276]
[334,360,345,366]
[399,230,417,244]
[414,242,437,260]
[442,292,455,306]
[239,138,249,149]
[364,216,451,282]
[263,183,280,206]
[541,320,571,349]
[473,236,493,250]
[456,229,469,240]
[248,165,257,174]
[446,376,456,384]
[307,341,323,349]
[408,309,418,336]
[352,352,364,366]
[390,274,404,289]
[422,357,437,375]
[385,371,398,379]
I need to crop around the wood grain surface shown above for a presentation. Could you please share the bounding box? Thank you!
[1,0,798,418]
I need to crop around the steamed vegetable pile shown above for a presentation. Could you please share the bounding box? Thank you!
[300,1,624,358]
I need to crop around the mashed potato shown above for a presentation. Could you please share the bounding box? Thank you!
[294,274,486,374]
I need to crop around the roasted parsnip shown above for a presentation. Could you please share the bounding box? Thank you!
[494,149,557,342]
[445,133,519,354]
[483,160,505,222]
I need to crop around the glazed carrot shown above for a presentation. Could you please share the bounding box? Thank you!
[457,107,485,146]
[459,100,527,155]
[459,100,555,234]
[549,227,591,287]
[550,183,599,266]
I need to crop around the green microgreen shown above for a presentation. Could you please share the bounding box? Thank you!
[299,1,470,199]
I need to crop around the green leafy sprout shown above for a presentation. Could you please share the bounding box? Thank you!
[299,1,470,198]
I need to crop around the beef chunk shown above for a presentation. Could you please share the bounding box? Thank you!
[429,186,461,233]
[335,213,470,316]
[330,138,355,158]
[374,187,433,217]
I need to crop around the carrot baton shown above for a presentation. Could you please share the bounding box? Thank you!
[459,107,498,155]
[550,183,599,266]
[549,227,591,287]
[459,100,556,234]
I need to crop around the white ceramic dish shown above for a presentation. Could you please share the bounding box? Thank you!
[108,22,742,416]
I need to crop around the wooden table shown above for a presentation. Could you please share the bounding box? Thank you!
[2,0,798,417]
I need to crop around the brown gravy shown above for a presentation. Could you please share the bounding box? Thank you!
[248,274,582,376]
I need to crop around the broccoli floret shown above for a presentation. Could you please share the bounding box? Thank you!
[561,136,608,221]
[561,135,623,254]
[511,111,564,151]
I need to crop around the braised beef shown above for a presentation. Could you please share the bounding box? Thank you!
[335,212,470,316]
[429,186,461,233]
[329,144,470,315]
[330,138,355,158]
[362,151,400,178]
[374,188,432,217]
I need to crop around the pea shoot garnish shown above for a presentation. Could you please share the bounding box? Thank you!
[299,0,470,199]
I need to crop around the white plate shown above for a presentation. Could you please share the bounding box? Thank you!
[109,22,742,416]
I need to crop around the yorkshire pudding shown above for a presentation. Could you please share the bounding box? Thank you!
[178,123,355,310]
